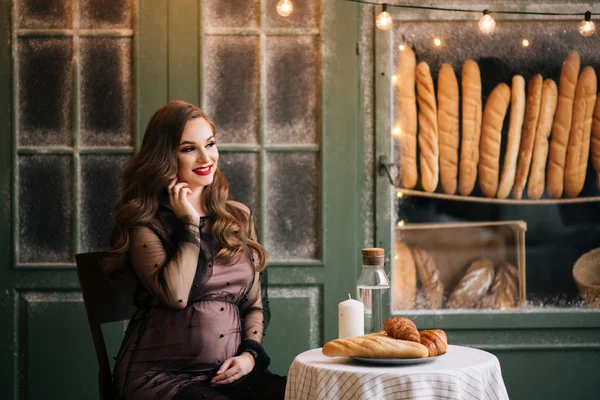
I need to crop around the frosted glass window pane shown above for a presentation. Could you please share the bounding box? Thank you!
[80,0,134,29]
[80,155,129,252]
[18,155,73,263]
[80,38,133,147]
[17,0,73,29]
[266,36,320,145]
[219,152,259,217]
[18,38,73,147]
[265,0,319,29]
[205,0,259,29]
[204,36,260,144]
[266,153,320,260]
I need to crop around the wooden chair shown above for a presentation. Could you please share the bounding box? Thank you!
[76,252,137,400]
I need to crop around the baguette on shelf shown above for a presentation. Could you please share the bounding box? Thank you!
[394,50,600,202]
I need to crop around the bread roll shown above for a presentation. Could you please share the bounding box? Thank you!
[547,51,581,198]
[499,262,520,301]
[393,241,417,310]
[419,329,448,357]
[396,46,418,189]
[322,334,429,359]
[564,66,597,198]
[447,258,494,308]
[411,245,444,309]
[416,61,439,193]
[479,83,511,198]
[459,60,483,196]
[437,63,460,195]
[513,74,543,199]
[497,76,526,199]
[527,79,558,200]
[383,316,420,343]
[591,88,600,189]
[480,262,519,309]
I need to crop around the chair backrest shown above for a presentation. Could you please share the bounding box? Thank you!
[75,251,137,400]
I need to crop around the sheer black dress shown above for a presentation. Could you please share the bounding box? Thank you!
[112,204,286,399]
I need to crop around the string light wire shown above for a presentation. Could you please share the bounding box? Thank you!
[344,0,592,17]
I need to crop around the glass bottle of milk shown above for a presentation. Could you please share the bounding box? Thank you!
[357,248,391,334]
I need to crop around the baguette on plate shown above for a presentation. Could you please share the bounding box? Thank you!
[322,334,429,359]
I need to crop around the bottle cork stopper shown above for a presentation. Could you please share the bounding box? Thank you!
[361,248,385,257]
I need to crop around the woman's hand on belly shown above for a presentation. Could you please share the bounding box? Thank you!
[211,352,255,385]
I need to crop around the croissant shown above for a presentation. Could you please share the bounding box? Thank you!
[322,334,429,359]
[383,317,420,343]
[419,329,448,357]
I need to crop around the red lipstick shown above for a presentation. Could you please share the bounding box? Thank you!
[193,165,212,176]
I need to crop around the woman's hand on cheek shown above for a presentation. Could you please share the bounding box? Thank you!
[167,177,199,224]
[211,353,255,385]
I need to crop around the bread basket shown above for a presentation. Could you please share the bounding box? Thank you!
[572,248,600,307]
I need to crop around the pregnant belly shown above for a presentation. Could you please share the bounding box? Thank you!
[132,300,242,369]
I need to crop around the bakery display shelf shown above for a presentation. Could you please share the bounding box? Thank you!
[394,221,527,312]
[393,307,600,331]
[396,188,600,205]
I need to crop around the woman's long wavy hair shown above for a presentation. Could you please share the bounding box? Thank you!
[105,100,267,277]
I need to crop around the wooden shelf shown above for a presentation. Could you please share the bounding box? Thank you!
[396,188,600,205]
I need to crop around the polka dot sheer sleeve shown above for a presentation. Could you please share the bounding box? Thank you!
[237,212,271,370]
[129,222,201,309]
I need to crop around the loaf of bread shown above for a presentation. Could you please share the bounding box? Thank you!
[547,51,581,198]
[416,61,439,193]
[499,262,519,303]
[437,63,460,195]
[459,59,483,196]
[497,76,526,199]
[419,329,448,357]
[393,241,417,310]
[592,86,600,189]
[447,258,494,308]
[383,316,420,343]
[411,245,444,309]
[480,262,519,309]
[513,74,543,199]
[396,46,418,189]
[479,83,511,198]
[322,334,429,359]
[564,66,597,198]
[527,79,558,200]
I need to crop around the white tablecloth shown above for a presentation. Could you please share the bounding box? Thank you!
[285,345,509,400]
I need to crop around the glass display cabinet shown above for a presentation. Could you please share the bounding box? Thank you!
[368,2,600,398]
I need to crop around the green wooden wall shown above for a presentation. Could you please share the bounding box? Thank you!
[0,0,366,398]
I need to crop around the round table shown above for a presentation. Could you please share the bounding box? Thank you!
[284,345,509,400]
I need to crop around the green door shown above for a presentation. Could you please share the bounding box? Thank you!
[0,0,364,398]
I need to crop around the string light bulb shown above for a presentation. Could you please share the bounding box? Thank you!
[521,38,530,47]
[579,11,595,37]
[276,0,294,18]
[433,37,442,47]
[478,9,496,34]
[376,4,393,31]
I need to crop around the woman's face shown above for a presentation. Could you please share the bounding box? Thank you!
[176,117,219,190]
